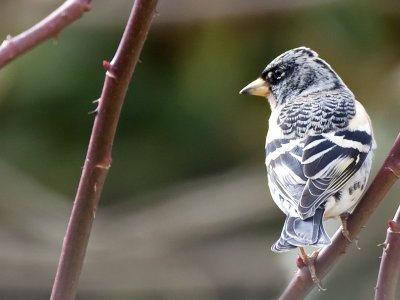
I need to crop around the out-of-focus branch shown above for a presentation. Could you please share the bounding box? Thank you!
[375,206,400,300]
[279,133,400,300]
[0,0,91,69]
[50,1,158,299]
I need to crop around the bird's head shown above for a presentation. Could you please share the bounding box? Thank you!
[240,47,349,108]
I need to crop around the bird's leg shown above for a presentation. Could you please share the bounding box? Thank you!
[299,247,326,291]
[340,212,352,242]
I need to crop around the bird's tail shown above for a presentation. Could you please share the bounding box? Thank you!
[271,207,331,252]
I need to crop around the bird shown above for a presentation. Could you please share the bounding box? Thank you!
[240,47,375,288]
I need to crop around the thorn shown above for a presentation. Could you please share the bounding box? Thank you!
[89,98,100,115]
[388,220,400,232]
[103,60,117,79]
[377,242,387,249]
[95,163,111,170]
[103,60,111,71]
[88,108,98,115]
[1,35,12,47]
[387,166,400,178]
[355,238,361,250]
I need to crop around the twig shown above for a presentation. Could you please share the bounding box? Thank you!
[50,1,158,299]
[0,0,91,69]
[375,206,400,300]
[279,133,400,300]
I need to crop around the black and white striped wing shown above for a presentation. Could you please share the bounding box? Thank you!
[298,130,373,218]
[266,138,307,213]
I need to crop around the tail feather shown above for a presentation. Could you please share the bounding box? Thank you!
[271,207,331,253]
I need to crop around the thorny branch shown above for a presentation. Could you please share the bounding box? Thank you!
[0,0,91,69]
[50,1,159,299]
[375,206,400,300]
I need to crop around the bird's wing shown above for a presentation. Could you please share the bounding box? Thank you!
[266,138,307,212]
[297,130,373,219]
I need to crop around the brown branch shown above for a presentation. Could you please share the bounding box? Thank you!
[50,1,158,299]
[0,0,91,69]
[279,133,400,300]
[375,206,400,300]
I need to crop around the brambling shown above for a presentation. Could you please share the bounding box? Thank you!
[240,47,375,288]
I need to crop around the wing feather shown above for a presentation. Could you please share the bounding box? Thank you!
[266,130,372,219]
[298,130,372,218]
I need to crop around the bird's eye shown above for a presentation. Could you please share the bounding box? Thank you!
[265,69,286,84]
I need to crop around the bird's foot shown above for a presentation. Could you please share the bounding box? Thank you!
[340,212,352,242]
[299,247,326,291]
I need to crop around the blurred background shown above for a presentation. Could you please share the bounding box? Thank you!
[0,0,399,299]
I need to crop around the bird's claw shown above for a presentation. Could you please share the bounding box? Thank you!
[299,248,326,291]
[340,212,353,242]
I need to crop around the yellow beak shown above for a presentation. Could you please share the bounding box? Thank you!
[239,78,271,97]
